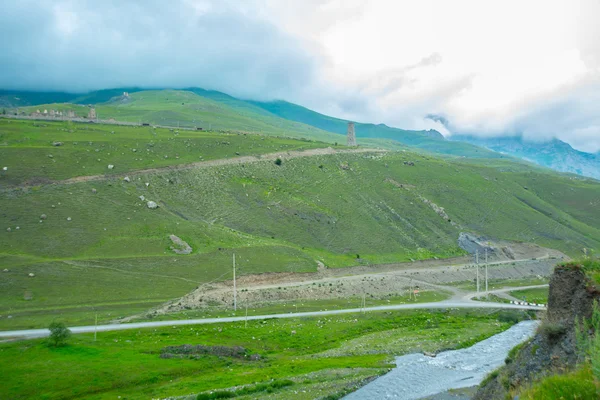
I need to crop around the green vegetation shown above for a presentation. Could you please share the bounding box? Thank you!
[0,309,521,400]
[510,288,548,304]
[249,99,504,158]
[47,321,71,347]
[0,118,329,185]
[519,365,597,400]
[1,117,600,328]
[195,380,294,399]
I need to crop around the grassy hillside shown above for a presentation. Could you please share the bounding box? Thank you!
[1,119,599,329]
[10,88,507,158]
[15,90,347,143]
[250,100,503,158]
[0,118,329,185]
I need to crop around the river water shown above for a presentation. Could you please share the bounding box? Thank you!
[344,320,538,400]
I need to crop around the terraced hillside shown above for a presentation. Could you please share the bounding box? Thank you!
[1,118,599,330]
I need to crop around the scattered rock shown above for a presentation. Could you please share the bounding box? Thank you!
[40,214,47,220]
[67,217,72,221]
[6,227,11,232]
[28,273,35,277]
[123,176,131,182]
[52,141,63,146]
[2,269,8,272]
[169,234,192,255]
[2,167,7,171]
[139,195,145,201]
[48,154,53,158]
[91,188,97,194]
[147,201,158,209]
[145,182,150,187]
[108,164,114,170]
[15,226,20,230]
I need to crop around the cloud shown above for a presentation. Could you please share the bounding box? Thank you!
[0,0,321,101]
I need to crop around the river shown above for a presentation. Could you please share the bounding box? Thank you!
[344,320,538,400]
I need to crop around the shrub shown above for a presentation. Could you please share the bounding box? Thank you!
[480,368,500,387]
[274,158,282,166]
[505,340,528,364]
[47,322,71,347]
[539,321,566,341]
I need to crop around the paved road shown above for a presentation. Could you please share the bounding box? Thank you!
[0,300,545,340]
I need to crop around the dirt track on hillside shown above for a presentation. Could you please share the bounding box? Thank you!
[52,147,385,186]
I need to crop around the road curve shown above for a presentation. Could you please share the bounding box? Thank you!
[0,300,544,340]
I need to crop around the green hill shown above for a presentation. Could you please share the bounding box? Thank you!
[9,88,504,158]
[1,118,599,329]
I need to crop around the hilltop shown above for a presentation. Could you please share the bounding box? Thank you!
[4,88,505,159]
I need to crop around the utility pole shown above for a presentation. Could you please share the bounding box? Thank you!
[362,293,366,313]
[476,250,480,293]
[485,248,489,293]
[245,303,248,329]
[94,313,98,342]
[233,253,237,311]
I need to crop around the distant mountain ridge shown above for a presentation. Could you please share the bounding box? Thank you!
[451,134,600,180]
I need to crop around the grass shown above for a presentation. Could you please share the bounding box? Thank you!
[518,365,597,400]
[0,118,331,185]
[1,119,599,329]
[0,309,523,400]
[510,288,549,304]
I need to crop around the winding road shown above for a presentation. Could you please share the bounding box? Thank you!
[0,293,545,340]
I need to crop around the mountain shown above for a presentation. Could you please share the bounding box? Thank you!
[451,135,600,181]
[6,88,504,158]
[249,100,503,158]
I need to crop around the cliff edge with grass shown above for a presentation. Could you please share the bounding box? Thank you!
[474,258,600,399]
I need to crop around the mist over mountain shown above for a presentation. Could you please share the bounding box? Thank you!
[450,134,600,180]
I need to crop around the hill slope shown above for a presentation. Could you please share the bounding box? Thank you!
[1,119,599,329]
[7,88,504,158]
[250,100,502,158]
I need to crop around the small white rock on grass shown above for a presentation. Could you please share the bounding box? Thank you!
[67,217,72,221]
[2,167,7,171]
[147,201,158,209]
[108,164,114,170]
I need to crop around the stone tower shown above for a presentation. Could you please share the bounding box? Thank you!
[88,107,97,120]
[347,122,357,146]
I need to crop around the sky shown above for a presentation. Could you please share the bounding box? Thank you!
[1,0,599,152]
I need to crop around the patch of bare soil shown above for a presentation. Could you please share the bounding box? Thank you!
[141,240,565,318]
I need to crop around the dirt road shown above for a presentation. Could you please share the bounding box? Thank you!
[56,147,386,185]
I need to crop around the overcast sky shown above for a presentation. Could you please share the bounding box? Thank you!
[1,0,599,152]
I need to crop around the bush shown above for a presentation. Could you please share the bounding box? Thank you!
[539,321,566,341]
[274,158,282,166]
[47,322,71,347]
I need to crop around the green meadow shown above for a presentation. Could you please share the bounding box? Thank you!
[0,309,522,400]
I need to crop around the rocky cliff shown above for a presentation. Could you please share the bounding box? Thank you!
[474,262,600,399]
